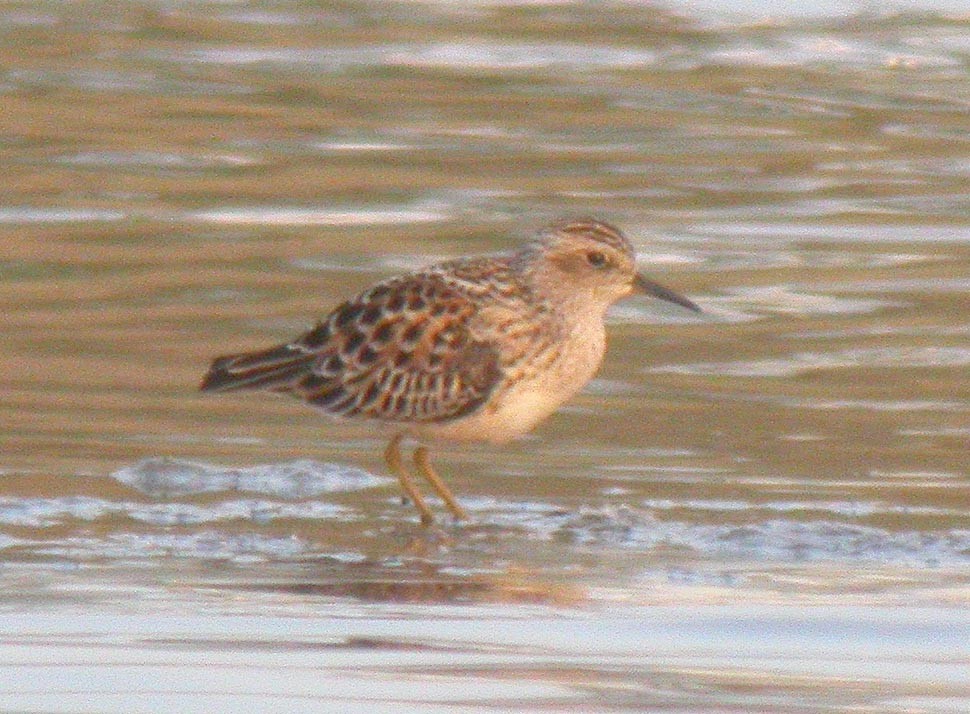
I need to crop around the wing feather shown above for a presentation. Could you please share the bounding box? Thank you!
[199,270,503,424]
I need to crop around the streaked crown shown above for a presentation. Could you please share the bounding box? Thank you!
[541,217,635,257]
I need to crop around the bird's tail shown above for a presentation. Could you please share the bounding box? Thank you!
[199,343,315,393]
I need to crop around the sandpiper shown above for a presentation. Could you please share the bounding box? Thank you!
[200,218,700,525]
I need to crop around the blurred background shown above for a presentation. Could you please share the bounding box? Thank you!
[0,1,968,712]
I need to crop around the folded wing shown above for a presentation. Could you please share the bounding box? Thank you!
[200,273,502,424]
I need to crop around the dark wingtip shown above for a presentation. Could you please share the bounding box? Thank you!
[199,355,236,392]
[198,343,317,394]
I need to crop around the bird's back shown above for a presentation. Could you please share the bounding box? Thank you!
[200,256,532,425]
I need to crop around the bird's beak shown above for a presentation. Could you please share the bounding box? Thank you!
[633,273,701,312]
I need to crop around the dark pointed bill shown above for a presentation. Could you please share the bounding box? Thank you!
[633,273,701,312]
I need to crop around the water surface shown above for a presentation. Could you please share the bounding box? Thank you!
[0,1,968,711]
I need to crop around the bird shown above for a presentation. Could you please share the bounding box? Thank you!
[200,217,700,525]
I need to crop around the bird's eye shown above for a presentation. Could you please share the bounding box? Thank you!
[585,250,608,268]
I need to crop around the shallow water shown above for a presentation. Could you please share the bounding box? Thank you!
[0,1,968,712]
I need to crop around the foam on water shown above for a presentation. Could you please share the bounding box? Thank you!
[41,531,310,562]
[112,458,391,499]
[2,460,964,573]
[470,501,970,568]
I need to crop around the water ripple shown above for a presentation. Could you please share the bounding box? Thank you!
[652,346,970,377]
[189,205,447,226]
[475,503,970,567]
[112,458,390,499]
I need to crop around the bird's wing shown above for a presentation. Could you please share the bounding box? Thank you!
[200,271,502,424]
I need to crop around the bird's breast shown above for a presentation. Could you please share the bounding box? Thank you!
[417,318,606,444]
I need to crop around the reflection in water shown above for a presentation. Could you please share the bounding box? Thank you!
[0,1,968,711]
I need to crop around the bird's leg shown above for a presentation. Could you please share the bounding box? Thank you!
[413,445,469,522]
[384,434,434,526]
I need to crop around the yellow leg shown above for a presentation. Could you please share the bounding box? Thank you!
[413,445,469,522]
[384,434,434,526]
